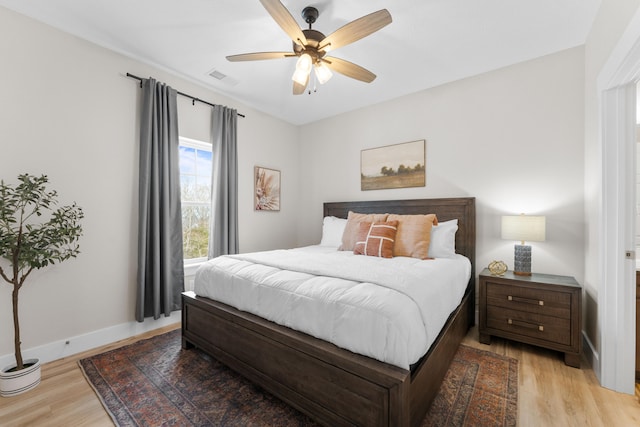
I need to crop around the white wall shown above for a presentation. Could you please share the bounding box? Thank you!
[298,48,586,284]
[0,6,299,365]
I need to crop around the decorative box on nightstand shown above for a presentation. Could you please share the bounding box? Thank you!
[479,268,582,368]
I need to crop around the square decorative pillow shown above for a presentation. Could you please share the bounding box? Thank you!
[428,219,458,258]
[353,220,399,258]
[319,216,348,247]
[339,211,389,251]
[387,213,438,259]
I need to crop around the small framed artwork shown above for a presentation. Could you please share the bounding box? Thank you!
[254,166,281,211]
[360,140,426,191]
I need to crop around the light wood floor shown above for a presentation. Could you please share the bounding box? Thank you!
[1,324,639,427]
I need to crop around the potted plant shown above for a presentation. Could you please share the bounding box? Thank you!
[0,174,83,397]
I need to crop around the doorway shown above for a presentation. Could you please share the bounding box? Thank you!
[599,18,640,394]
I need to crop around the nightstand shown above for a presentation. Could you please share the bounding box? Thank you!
[479,268,582,368]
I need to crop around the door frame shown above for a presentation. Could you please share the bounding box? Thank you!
[598,9,640,394]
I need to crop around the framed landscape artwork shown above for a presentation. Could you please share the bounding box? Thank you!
[360,140,426,191]
[254,166,280,211]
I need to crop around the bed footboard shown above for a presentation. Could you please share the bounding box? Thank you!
[182,291,411,426]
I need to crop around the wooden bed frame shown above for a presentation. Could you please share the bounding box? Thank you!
[182,197,476,427]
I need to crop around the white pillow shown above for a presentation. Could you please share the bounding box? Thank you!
[319,216,348,247]
[428,219,458,258]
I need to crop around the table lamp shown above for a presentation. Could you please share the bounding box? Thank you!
[501,214,546,276]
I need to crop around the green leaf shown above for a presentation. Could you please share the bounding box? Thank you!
[0,174,83,280]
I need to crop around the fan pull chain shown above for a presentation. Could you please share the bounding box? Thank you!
[309,67,318,95]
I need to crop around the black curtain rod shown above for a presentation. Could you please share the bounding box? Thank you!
[126,73,245,118]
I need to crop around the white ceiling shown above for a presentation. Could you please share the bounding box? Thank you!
[0,0,601,125]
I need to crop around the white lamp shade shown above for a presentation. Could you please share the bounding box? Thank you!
[501,215,546,243]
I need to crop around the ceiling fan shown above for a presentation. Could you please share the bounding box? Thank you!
[226,0,392,95]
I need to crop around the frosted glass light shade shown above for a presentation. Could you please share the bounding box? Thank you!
[314,62,333,84]
[292,68,309,85]
[295,53,312,72]
[501,215,546,243]
[292,53,313,85]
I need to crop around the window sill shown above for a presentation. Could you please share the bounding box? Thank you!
[184,261,205,277]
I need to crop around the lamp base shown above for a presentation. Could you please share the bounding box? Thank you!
[513,270,532,276]
[513,244,532,276]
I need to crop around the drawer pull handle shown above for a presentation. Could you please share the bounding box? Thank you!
[507,318,544,332]
[507,295,544,306]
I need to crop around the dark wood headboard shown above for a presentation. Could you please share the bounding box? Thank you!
[323,197,476,272]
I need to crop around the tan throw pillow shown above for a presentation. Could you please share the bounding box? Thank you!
[339,211,389,251]
[353,221,399,258]
[388,214,438,259]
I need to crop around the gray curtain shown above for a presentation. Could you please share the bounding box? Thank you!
[136,78,184,322]
[208,105,239,258]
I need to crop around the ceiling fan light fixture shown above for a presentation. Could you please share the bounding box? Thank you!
[292,53,313,85]
[292,67,310,85]
[295,53,312,73]
[231,2,392,94]
[314,62,333,84]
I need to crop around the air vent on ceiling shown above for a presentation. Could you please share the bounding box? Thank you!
[207,68,238,86]
[209,69,226,80]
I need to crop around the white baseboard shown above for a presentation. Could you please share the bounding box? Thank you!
[582,329,600,383]
[0,312,181,369]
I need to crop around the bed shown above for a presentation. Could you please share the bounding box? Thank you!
[182,197,476,427]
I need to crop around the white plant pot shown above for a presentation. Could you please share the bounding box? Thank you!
[0,359,41,397]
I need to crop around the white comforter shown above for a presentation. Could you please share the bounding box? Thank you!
[194,245,471,369]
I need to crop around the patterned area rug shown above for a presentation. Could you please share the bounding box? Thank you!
[423,345,518,427]
[79,329,517,426]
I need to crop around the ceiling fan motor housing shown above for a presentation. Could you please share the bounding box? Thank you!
[293,29,327,57]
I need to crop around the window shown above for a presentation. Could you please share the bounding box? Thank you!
[179,137,212,263]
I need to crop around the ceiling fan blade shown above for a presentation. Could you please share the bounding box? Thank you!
[226,52,294,62]
[319,9,392,52]
[259,0,308,47]
[323,57,376,83]
[293,74,309,95]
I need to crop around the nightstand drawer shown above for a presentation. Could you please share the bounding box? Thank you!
[486,306,571,345]
[486,282,571,319]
